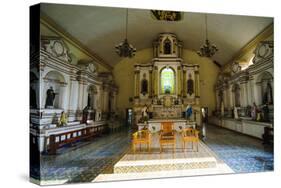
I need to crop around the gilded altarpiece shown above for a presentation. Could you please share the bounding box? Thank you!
[133,33,201,127]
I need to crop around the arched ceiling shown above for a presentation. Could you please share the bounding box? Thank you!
[40,3,273,67]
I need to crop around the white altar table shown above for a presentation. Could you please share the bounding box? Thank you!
[137,119,196,133]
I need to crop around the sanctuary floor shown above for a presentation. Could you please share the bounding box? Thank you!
[36,124,273,185]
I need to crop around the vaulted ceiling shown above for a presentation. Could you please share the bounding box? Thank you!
[40,3,273,67]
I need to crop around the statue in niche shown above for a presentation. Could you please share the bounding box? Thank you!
[81,107,88,124]
[185,104,193,120]
[251,102,257,120]
[164,38,171,54]
[187,73,194,96]
[262,103,270,122]
[141,74,148,95]
[87,93,92,109]
[263,82,273,105]
[45,86,57,108]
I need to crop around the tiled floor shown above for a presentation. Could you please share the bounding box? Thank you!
[39,128,132,184]
[203,124,273,173]
[36,123,273,184]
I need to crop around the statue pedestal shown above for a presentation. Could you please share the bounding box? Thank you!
[30,108,64,129]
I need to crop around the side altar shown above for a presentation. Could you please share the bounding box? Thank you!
[133,33,202,128]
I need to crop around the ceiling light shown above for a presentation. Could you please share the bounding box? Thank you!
[197,14,218,57]
[115,9,136,58]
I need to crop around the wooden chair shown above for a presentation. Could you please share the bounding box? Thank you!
[132,130,151,153]
[159,122,176,153]
[181,128,199,152]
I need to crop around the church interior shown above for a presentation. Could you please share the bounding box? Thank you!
[30,3,274,185]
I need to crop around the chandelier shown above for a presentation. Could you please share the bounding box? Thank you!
[197,14,218,57]
[115,9,136,58]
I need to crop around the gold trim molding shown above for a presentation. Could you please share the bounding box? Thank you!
[223,23,273,70]
[40,13,113,71]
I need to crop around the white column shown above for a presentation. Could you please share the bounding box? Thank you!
[228,87,233,108]
[82,84,88,109]
[99,87,104,111]
[246,81,252,106]
[39,79,45,109]
[103,89,108,112]
[240,83,247,107]
[68,80,79,111]
[252,79,261,105]
[59,84,68,110]
[77,81,84,110]
[223,89,228,109]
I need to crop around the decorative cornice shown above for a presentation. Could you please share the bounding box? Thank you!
[223,23,273,70]
[40,13,113,71]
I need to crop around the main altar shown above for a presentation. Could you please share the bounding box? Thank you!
[133,33,201,129]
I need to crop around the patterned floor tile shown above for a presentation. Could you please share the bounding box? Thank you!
[36,123,273,184]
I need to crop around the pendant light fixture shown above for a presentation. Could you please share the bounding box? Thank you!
[115,8,136,58]
[197,14,218,57]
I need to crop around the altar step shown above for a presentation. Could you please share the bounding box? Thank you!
[112,134,223,173]
[93,163,233,182]
[114,157,217,173]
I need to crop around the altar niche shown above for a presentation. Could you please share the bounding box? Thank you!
[259,72,273,105]
[43,70,67,109]
[141,73,148,96]
[30,72,39,109]
[160,67,175,94]
[164,38,172,54]
[187,73,194,96]
[83,85,98,123]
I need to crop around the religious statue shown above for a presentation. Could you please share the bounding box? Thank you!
[87,93,92,109]
[187,74,194,96]
[164,38,171,54]
[58,111,67,126]
[141,74,148,95]
[251,102,257,120]
[246,105,252,117]
[185,104,193,120]
[262,103,270,122]
[45,86,57,108]
[263,82,273,105]
[141,105,149,123]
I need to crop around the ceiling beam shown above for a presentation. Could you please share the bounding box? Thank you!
[40,12,113,71]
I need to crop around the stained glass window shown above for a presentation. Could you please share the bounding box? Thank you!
[161,67,174,94]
